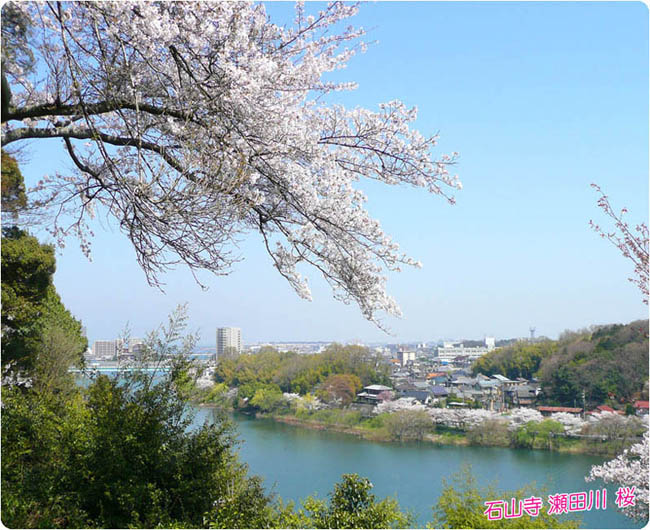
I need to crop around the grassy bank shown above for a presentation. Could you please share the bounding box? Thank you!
[259,410,630,456]
[190,384,638,457]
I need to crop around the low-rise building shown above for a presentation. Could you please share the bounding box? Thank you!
[356,384,392,405]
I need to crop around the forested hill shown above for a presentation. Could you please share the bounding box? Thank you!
[472,320,649,408]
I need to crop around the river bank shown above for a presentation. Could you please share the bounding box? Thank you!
[270,414,471,446]
[195,401,626,456]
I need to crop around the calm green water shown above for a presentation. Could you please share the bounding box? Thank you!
[192,407,641,529]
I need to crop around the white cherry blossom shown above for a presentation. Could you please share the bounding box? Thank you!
[587,431,649,522]
[1,1,460,328]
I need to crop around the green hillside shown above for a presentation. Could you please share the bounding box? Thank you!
[472,320,649,408]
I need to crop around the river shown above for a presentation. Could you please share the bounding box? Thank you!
[192,407,641,529]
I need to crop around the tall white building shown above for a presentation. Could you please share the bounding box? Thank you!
[216,327,242,359]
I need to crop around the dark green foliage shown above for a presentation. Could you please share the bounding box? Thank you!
[537,320,648,407]
[1,371,275,529]
[473,320,649,408]
[1,227,87,375]
[1,154,87,378]
[215,343,390,397]
[2,305,281,529]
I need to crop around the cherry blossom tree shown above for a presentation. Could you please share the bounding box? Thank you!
[590,184,649,305]
[549,412,585,435]
[586,186,648,513]
[587,431,649,522]
[427,408,502,430]
[505,407,543,430]
[0,1,460,328]
[375,397,425,415]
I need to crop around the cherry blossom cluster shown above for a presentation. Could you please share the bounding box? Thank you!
[585,411,646,428]
[2,1,460,326]
[427,408,503,430]
[587,431,649,522]
[549,412,585,435]
[504,407,544,430]
[375,397,426,415]
[291,393,324,412]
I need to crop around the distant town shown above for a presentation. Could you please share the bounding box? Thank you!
[85,326,533,364]
[83,326,601,415]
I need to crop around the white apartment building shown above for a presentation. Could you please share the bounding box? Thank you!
[216,327,242,358]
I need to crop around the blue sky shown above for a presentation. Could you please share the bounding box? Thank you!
[16,2,648,345]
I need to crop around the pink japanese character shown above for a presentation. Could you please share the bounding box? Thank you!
[615,487,636,509]
[568,491,588,512]
[547,493,569,515]
[522,496,543,517]
[483,500,504,521]
[587,488,607,510]
[504,497,523,519]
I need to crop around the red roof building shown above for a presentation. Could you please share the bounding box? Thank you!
[586,405,624,416]
[537,406,582,415]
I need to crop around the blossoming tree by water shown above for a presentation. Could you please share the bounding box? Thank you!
[587,431,649,523]
[0,1,460,328]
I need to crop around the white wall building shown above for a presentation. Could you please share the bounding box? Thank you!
[397,350,416,366]
[437,337,496,362]
[92,340,117,358]
[216,327,242,359]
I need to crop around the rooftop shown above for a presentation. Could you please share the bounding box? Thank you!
[364,384,392,391]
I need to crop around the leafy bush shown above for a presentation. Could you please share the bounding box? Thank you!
[466,419,511,446]
[513,420,564,449]
[384,410,432,442]
[1,374,274,528]
[294,474,412,529]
